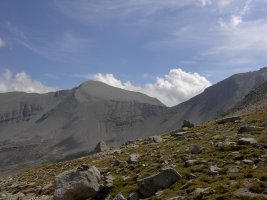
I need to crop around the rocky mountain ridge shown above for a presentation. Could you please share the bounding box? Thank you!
[1,67,267,176]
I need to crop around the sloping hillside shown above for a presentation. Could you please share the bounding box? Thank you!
[0,81,167,175]
[227,80,267,116]
[162,67,267,129]
[1,99,267,199]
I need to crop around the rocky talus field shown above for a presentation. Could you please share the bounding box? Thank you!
[1,109,267,199]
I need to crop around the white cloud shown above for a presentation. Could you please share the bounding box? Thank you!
[230,15,242,27]
[93,69,211,106]
[0,69,57,93]
[217,0,233,8]
[55,0,212,23]
[199,0,212,7]
[0,37,5,48]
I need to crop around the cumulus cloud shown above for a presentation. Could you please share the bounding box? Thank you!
[0,69,57,93]
[93,69,211,106]
[0,37,5,48]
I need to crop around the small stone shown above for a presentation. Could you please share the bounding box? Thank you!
[155,190,164,196]
[238,126,264,134]
[191,187,210,195]
[128,154,140,164]
[210,165,222,174]
[191,146,203,154]
[185,160,198,167]
[94,140,109,152]
[149,136,163,143]
[187,173,197,179]
[238,138,257,145]
[234,188,267,198]
[113,193,126,200]
[243,159,254,164]
[182,120,194,128]
[113,159,124,166]
[216,116,241,124]
[234,155,244,161]
[128,192,139,200]
[228,166,240,173]
[180,180,193,190]
[215,141,231,149]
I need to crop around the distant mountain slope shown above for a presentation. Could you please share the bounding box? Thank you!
[226,80,267,115]
[160,67,267,129]
[1,68,267,175]
[0,81,166,175]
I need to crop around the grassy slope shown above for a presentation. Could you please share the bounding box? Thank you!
[1,110,267,199]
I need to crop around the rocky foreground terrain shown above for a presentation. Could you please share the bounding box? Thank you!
[1,109,267,199]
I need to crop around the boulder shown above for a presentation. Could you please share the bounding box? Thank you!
[128,154,140,164]
[238,126,264,134]
[216,116,241,124]
[94,140,109,152]
[182,120,194,128]
[137,168,181,197]
[54,165,100,200]
[191,146,203,154]
[238,138,257,145]
[149,136,163,143]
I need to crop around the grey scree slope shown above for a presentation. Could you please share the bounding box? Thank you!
[1,67,267,175]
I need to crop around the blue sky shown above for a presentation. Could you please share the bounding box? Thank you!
[0,0,267,106]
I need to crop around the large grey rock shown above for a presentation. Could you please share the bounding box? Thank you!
[54,165,100,200]
[137,168,181,197]
[94,140,109,152]
[238,126,264,134]
[238,138,257,145]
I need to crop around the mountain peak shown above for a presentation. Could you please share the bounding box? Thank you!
[75,80,165,106]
